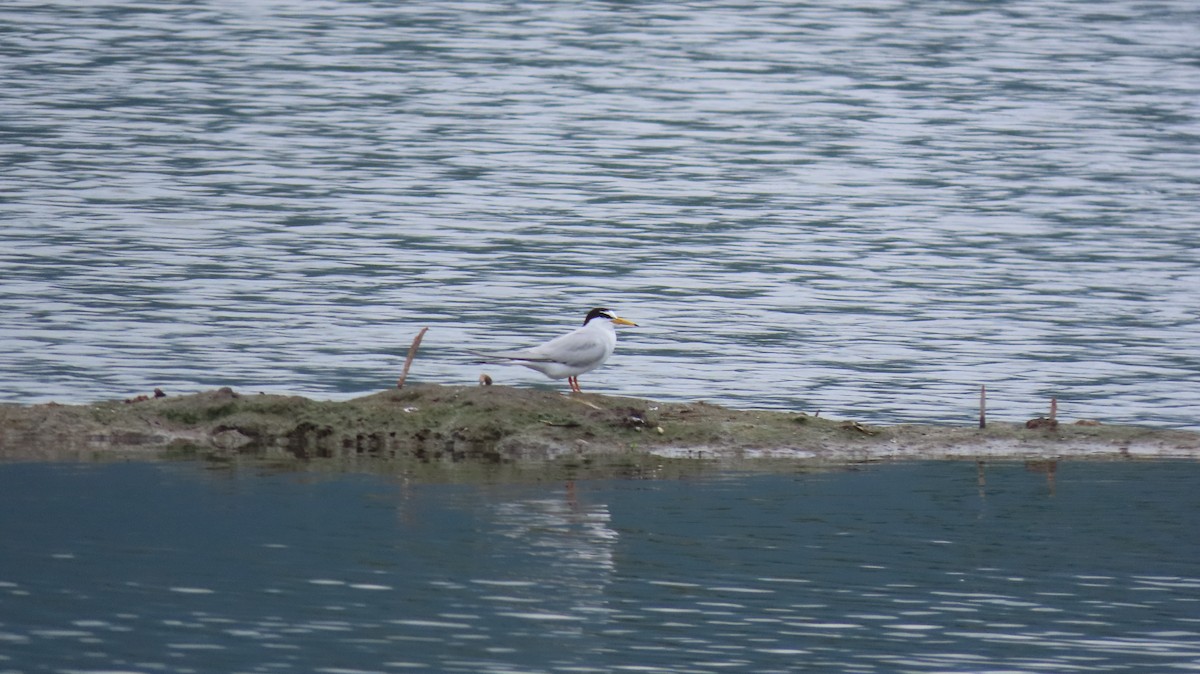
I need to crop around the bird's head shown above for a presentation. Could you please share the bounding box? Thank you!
[584,307,638,327]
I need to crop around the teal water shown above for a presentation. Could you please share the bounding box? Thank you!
[1,1,1198,427]
[1,461,1198,673]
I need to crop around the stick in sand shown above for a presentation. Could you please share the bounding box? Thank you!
[979,384,987,429]
[396,327,429,389]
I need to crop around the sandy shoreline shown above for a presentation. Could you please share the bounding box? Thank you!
[2,384,1197,472]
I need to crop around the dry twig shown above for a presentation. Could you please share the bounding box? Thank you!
[396,327,429,389]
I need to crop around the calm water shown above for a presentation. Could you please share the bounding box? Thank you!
[2,1,1199,429]
[0,460,1198,673]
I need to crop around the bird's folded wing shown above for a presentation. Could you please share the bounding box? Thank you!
[528,333,606,367]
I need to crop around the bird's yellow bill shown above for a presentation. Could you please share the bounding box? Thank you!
[612,317,638,327]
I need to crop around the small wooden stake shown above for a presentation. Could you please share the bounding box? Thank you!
[396,327,429,389]
[979,384,987,429]
[1050,396,1057,421]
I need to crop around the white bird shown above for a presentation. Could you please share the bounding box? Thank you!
[469,308,638,393]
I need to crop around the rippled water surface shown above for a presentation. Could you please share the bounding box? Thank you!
[2,1,1199,427]
[1,461,1198,672]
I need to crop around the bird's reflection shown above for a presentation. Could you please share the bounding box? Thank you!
[488,482,617,614]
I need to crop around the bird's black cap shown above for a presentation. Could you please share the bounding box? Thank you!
[583,307,614,325]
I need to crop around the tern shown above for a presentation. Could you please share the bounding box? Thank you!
[470,308,638,393]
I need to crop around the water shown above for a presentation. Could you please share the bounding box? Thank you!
[1,460,1198,673]
[2,1,1199,428]
[4,10,1197,672]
